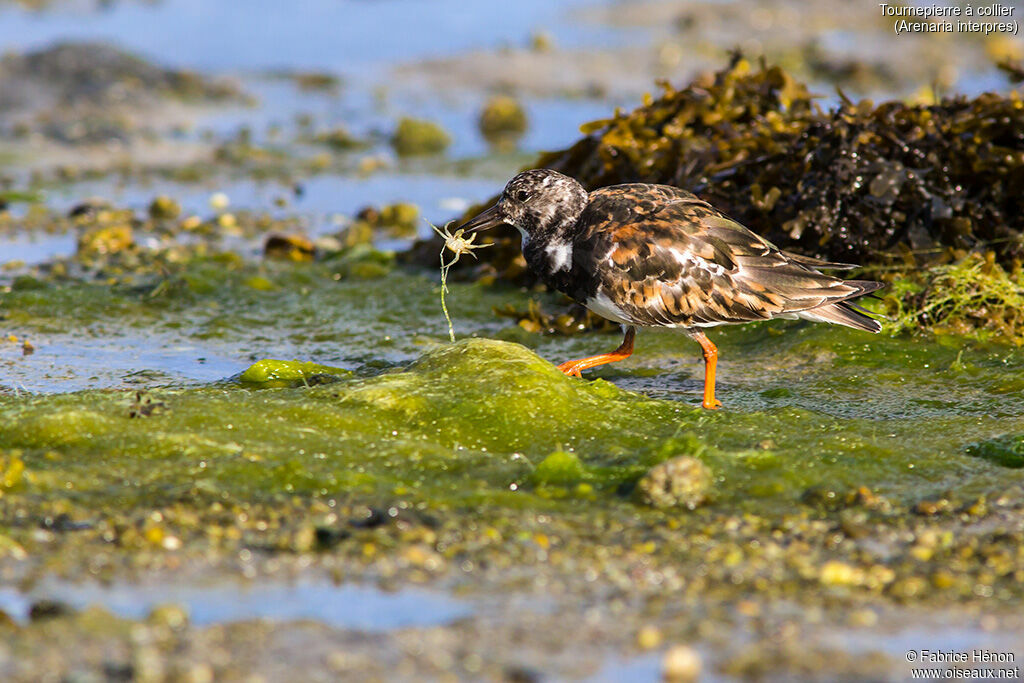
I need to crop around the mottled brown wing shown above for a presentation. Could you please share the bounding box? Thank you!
[576,185,872,328]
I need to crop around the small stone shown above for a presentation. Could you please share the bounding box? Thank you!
[819,560,864,586]
[316,126,365,150]
[217,212,238,230]
[29,599,73,621]
[931,570,957,589]
[132,644,164,683]
[148,195,181,220]
[800,484,842,510]
[529,31,554,52]
[181,215,203,231]
[0,451,26,491]
[637,456,712,509]
[209,192,230,210]
[889,576,929,599]
[147,603,189,630]
[291,524,316,552]
[637,625,663,650]
[847,608,878,627]
[662,644,701,682]
[264,234,315,261]
[77,224,133,256]
[914,499,951,516]
[294,71,340,92]
[182,663,214,683]
[846,486,881,508]
[378,203,419,236]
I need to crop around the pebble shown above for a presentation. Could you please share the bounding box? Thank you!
[637,457,712,509]
[209,192,230,211]
[662,644,701,682]
[637,624,663,650]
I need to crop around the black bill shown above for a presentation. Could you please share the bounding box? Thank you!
[458,203,505,233]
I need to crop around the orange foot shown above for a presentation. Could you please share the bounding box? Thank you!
[556,360,585,378]
[557,327,635,380]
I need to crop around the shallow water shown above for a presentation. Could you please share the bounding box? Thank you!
[0,232,76,265]
[0,0,626,73]
[0,577,470,630]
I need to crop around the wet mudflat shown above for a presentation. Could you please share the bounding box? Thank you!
[1,0,1023,680]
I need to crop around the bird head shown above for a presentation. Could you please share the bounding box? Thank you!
[458,169,588,243]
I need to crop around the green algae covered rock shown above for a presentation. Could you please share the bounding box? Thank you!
[882,252,1024,344]
[339,339,647,455]
[314,126,367,151]
[239,359,352,388]
[478,95,528,148]
[390,117,451,156]
[148,195,181,220]
[966,434,1024,469]
[531,450,585,487]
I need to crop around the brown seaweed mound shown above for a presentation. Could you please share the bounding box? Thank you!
[537,55,1024,266]
[404,56,1024,340]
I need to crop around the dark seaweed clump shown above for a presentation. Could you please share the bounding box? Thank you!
[414,56,1024,278]
[537,55,1024,267]
[405,56,1024,340]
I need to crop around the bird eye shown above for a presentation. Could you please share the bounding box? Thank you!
[515,190,529,202]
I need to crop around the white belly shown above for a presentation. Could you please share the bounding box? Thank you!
[584,291,633,325]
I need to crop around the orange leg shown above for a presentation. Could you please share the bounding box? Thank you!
[690,330,722,410]
[557,327,635,378]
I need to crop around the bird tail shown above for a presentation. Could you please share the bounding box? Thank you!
[783,252,859,270]
[797,280,885,333]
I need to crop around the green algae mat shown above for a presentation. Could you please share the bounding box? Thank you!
[4,264,1024,596]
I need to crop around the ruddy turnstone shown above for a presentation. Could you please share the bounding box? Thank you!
[459,169,883,409]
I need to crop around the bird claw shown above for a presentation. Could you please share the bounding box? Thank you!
[702,398,723,410]
[557,361,583,378]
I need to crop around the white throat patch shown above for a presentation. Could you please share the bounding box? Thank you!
[544,241,573,273]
